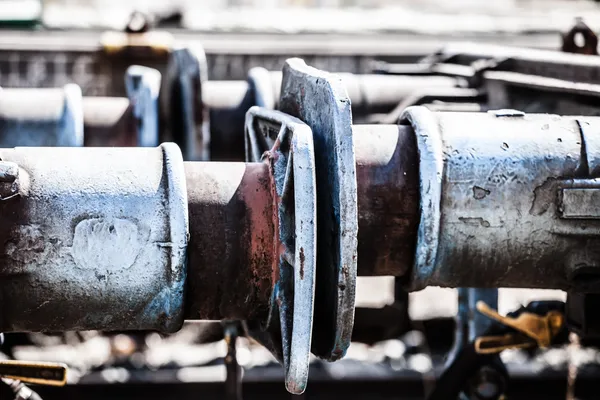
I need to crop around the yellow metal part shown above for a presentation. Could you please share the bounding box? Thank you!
[101,31,173,54]
[0,360,67,386]
[474,301,564,355]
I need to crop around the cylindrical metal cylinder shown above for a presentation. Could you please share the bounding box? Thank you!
[184,161,275,322]
[203,73,458,115]
[83,97,137,147]
[401,107,600,291]
[0,85,83,147]
[353,124,419,277]
[0,144,188,333]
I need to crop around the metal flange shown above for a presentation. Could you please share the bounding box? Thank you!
[245,106,316,394]
[278,58,358,361]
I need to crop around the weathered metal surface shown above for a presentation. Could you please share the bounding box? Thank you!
[125,65,161,147]
[82,96,137,147]
[0,85,83,147]
[245,107,316,394]
[401,107,600,291]
[376,42,600,117]
[580,118,600,175]
[246,113,419,279]
[161,46,207,161]
[483,70,600,116]
[0,144,188,333]
[184,161,274,322]
[560,188,600,219]
[279,58,357,361]
[353,124,419,277]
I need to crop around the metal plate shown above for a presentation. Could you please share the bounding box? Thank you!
[279,58,357,361]
[245,106,317,394]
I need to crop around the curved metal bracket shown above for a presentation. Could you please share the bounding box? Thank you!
[245,106,316,394]
[278,58,357,361]
[162,46,208,160]
[125,65,161,147]
[399,106,443,291]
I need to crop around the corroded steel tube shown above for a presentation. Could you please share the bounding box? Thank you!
[0,150,279,332]
[354,124,419,277]
[0,144,188,333]
[401,107,600,291]
[184,161,275,322]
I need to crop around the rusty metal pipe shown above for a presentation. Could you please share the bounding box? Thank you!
[353,124,419,277]
[184,161,275,322]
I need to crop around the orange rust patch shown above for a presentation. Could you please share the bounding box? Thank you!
[299,247,305,280]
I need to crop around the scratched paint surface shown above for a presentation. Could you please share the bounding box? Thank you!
[0,144,188,333]
[402,107,600,291]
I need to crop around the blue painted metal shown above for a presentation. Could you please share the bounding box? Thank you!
[400,106,600,291]
[469,289,499,340]
[125,65,161,147]
[0,144,188,333]
[0,84,83,147]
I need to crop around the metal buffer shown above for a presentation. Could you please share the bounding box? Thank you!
[0,110,317,393]
[249,59,600,359]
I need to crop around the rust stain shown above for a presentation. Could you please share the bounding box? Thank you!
[299,246,305,280]
[243,163,277,313]
[264,151,281,287]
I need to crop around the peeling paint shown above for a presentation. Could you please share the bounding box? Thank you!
[71,218,147,271]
